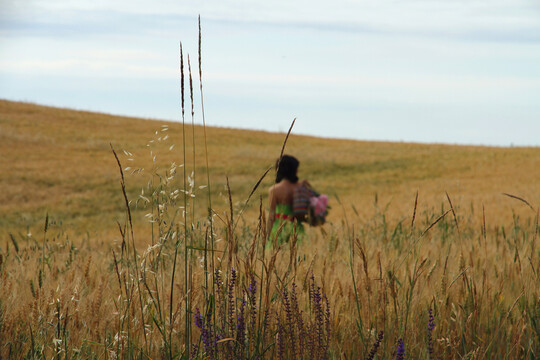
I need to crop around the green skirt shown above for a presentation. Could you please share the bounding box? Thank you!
[268,204,304,247]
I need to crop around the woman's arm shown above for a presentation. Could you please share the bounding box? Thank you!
[267,186,276,234]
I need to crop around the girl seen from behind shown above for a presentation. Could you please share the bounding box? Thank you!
[267,155,307,247]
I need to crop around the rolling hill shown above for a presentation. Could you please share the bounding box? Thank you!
[1,99,539,239]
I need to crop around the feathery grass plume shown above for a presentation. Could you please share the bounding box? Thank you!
[180,42,185,118]
[278,118,296,163]
[502,193,535,211]
[111,144,148,351]
[366,331,383,360]
[411,191,418,231]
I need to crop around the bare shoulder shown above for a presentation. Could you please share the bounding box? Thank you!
[269,183,281,198]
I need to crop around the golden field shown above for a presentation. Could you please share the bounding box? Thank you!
[2,100,540,236]
[0,99,539,359]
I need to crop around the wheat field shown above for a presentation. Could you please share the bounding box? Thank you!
[0,99,539,359]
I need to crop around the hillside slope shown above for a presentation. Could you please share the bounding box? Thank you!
[1,99,539,238]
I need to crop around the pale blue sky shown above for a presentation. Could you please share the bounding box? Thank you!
[1,0,540,146]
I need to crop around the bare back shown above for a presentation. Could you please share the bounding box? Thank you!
[269,180,299,207]
[267,179,307,233]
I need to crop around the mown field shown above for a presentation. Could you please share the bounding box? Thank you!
[0,99,539,359]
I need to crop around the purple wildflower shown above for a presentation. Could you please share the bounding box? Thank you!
[262,309,270,346]
[276,315,285,360]
[366,331,383,360]
[194,307,214,357]
[194,307,203,330]
[248,275,257,340]
[427,308,435,359]
[227,269,237,337]
[248,275,257,297]
[214,269,222,293]
[324,294,331,354]
[313,286,324,356]
[309,274,328,359]
[396,338,405,360]
[291,283,306,357]
[236,294,247,352]
[190,344,199,360]
[215,269,226,331]
[283,290,296,359]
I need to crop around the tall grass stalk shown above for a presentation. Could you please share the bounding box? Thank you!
[187,53,196,356]
[349,234,367,354]
[111,144,149,353]
[177,41,189,358]
[198,15,216,328]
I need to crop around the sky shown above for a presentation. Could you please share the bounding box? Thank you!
[1,0,540,146]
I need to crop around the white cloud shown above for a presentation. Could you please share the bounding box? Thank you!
[15,0,540,35]
[1,0,540,145]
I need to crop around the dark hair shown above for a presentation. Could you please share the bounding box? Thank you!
[275,155,299,183]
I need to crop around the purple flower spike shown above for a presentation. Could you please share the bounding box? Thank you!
[228,269,237,336]
[366,331,383,360]
[237,296,246,331]
[427,308,435,359]
[193,307,214,357]
[249,276,257,297]
[428,308,435,331]
[194,307,203,329]
[236,294,247,356]
[396,338,405,360]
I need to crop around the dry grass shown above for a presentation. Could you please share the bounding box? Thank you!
[0,99,539,358]
[2,99,540,237]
